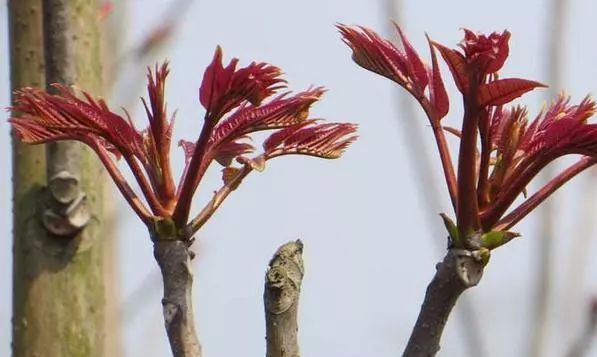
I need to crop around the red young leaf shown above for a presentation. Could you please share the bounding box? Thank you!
[140,62,177,199]
[142,62,174,153]
[568,123,597,156]
[433,42,469,93]
[264,121,358,159]
[209,87,324,150]
[230,62,286,106]
[193,87,326,168]
[511,95,597,163]
[178,139,196,164]
[487,106,528,193]
[10,85,145,160]
[491,106,527,154]
[214,138,255,167]
[262,120,317,153]
[489,106,506,145]
[337,24,410,88]
[426,34,449,119]
[394,23,429,91]
[199,46,285,119]
[477,78,546,106]
[459,29,511,74]
[199,46,236,112]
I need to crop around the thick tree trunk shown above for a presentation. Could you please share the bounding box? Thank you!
[10,1,106,356]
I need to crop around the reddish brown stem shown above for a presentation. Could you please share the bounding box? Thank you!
[476,109,491,208]
[124,153,169,216]
[456,95,481,237]
[495,156,595,230]
[159,143,176,204]
[419,97,458,211]
[480,157,547,230]
[149,84,177,203]
[183,164,252,238]
[173,114,218,227]
[93,144,153,224]
[431,120,458,211]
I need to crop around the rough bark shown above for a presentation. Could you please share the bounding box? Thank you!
[10,0,106,356]
[403,250,485,357]
[153,240,202,357]
[264,240,305,357]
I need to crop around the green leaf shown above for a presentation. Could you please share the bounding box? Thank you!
[480,230,520,250]
[440,213,462,248]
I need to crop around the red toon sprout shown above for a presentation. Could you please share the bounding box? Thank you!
[339,23,597,250]
[10,48,358,240]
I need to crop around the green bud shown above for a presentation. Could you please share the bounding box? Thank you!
[480,230,520,250]
[153,217,178,240]
[440,213,462,248]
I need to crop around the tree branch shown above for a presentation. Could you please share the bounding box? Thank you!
[384,5,485,355]
[153,239,202,357]
[264,240,305,357]
[183,164,252,239]
[495,157,595,231]
[43,0,90,236]
[403,249,485,357]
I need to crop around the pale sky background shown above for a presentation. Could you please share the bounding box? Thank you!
[1,0,597,356]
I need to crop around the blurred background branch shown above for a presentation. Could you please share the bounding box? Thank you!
[529,1,568,356]
[565,297,597,357]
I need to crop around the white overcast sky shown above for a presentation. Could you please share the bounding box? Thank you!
[1,0,597,356]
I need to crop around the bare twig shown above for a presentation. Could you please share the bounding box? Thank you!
[403,250,485,357]
[529,1,568,356]
[153,239,202,357]
[107,0,195,102]
[264,240,305,357]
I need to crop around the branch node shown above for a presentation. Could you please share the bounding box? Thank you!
[403,250,486,356]
[43,171,90,236]
[161,298,179,326]
[49,170,79,203]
